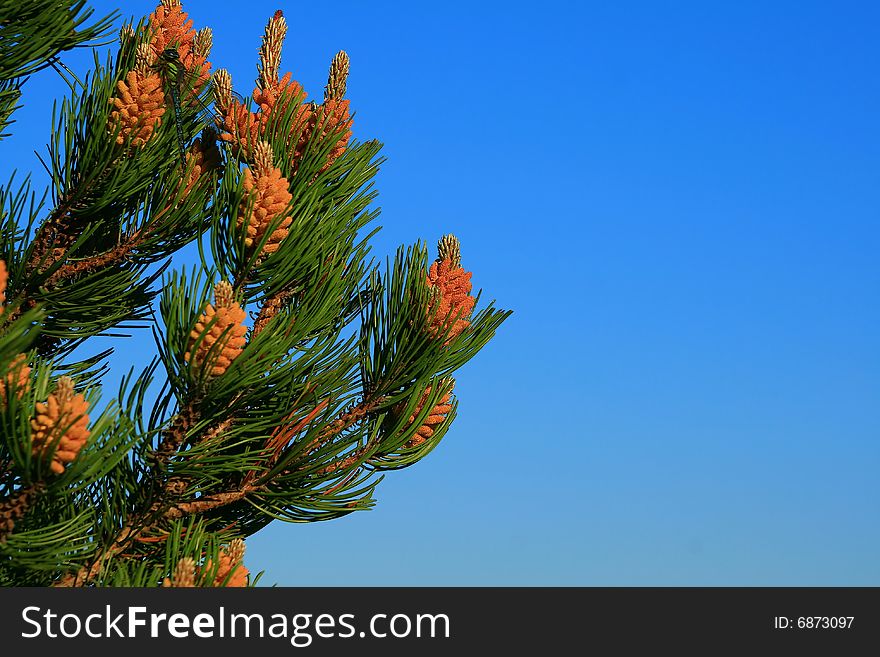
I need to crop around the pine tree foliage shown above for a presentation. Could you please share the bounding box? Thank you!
[0,0,117,139]
[0,0,509,587]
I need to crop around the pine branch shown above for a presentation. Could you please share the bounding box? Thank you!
[4,1,509,587]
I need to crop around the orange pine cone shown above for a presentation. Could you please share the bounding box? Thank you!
[1,353,31,406]
[163,541,248,587]
[253,71,305,116]
[255,73,314,165]
[426,257,475,344]
[219,73,312,165]
[180,49,212,100]
[289,103,315,165]
[316,99,352,170]
[108,70,167,147]
[184,282,247,378]
[237,161,293,255]
[178,131,222,197]
[30,376,90,475]
[146,2,212,100]
[208,539,249,587]
[148,0,196,61]
[396,382,454,449]
[218,100,263,158]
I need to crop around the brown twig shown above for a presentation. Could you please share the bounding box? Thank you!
[165,488,253,518]
[53,396,386,585]
[151,402,201,470]
[43,230,143,287]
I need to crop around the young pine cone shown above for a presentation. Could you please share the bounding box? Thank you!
[236,143,293,255]
[0,353,31,406]
[108,70,167,147]
[210,539,249,587]
[178,129,223,197]
[162,540,248,587]
[162,557,197,588]
[30,377,90,475]
[395,381,454,449]
[184,282,247,378]
[147,1,199,66]
[315,98,352,171]
[425,241,475,345]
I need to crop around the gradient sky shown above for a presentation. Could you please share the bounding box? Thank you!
[3,0,878,585]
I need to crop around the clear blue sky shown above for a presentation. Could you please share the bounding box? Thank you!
[3,0,878,585]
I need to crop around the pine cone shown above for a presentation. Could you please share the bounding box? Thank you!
[1,353,31,406]
[30,377,90,475]
[108,71,167,147]
[426,257,475,344]
[218,100,262,159]
[237,156,293,255]
[0,483,45,542]
[148,0,196,62]
[178,130,222,197]
[211,539,249,587]
[162,557,197,587]
[253,71,305,116]
[162,540,248,587]
[395,382,454,449]
[220,72,311,164]
[256,73,314,166]
[316,98,352,170]
[184,282,247,378]
[145,0,212,101]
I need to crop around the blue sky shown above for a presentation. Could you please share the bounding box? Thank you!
[3,0,878,585]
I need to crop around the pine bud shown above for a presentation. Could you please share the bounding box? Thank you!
[213,280,235,308]
[237,144,293,255]
[163,542,248,587]
[184,282,248,378]
[118,23,135,46]
[162,557,197,587]
[324,51,350,102]
[194,27,213,59]
[258,10,288,90]
[30,377,90,475]
[253,140,274,172]
[134,42,154,74]
[215,70,264,158]
[212,69,233,115]
[437,234,461,268]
